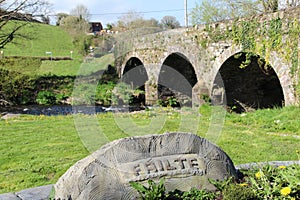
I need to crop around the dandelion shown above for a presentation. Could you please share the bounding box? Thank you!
[280,187,291,196]
[255,171,263,179]
[278,165,287,170]
[239,183,248,187]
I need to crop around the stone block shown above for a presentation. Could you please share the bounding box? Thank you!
[55,132,238,200]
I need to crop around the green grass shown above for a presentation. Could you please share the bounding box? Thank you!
[1,21,116,77]
[0,53,114,77]
[0,106,299,193]
[2,21,78,58]
[37,53,114,76]
[1,21,89,76]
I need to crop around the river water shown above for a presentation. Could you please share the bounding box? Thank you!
[0,105,141,116]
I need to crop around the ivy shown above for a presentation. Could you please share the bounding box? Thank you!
[192,12,300,103]
[268,18,282,50]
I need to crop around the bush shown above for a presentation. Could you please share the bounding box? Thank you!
[222,184,257,200]
[0,57,42,74]
[36,91,56,105]
[95,82,115,106]
[71,83,96,105]
[130,179,167,200]
[0,68,36,104]
[111,82,145,106]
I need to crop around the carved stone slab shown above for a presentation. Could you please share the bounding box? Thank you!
[54,132,238,200]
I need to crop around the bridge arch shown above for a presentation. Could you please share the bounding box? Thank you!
[212,50,290,112]
[121,57,149,105]
[158,52,198,106]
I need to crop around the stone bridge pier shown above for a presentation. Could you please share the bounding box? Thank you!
[118,47,209,107]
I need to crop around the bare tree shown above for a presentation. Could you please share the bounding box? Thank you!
[0,0,51,48]
[161,16,181,29]
[279,0,300,8]
[115,10,161,31]
[70,4,90,21]
[60,15,89,35]
[261,0,279,12]
[56,12,68,26]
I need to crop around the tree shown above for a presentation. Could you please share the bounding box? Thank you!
[56,12,69,26]
[279,0,300,8]
[0,0,52,48]
[190,0,284,24]
[60,15,89,35]
[261,0,279,12]
[116,10,143,30]
[70,4,90,21]
[114,10,160,31]
[161,16,180,29]
[190,1,232,24]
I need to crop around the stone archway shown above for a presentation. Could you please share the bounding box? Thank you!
[213,52,284,112]
[158,52,198,107]
[122,57,148,106]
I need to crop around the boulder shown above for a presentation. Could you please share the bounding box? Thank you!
[55,132,238,200]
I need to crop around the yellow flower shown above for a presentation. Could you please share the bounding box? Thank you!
[239,183,248,187]
[291,198,295,200]
[278,165,287,170]
[255,171,263,179]
[280,187,291,196]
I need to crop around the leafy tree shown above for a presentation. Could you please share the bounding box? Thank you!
[161,16,181,29]
[190,1,231,24]
[190,0,287,24]
[0,0,52,48]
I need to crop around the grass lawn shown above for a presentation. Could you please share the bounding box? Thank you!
[3,22,77,58]
[0,105,299,194]
[38,53,115,76]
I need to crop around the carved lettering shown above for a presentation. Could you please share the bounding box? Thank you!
[145,161,157,174]
[163,159,176,171]
[174,158,187,169]
[133,164,142,176]
[189,158,199,169]
[155,160,163,171]
[122,154,206,181]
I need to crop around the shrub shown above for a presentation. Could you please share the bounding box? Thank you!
[180,188,217,200]
[111,82,145,106]
[222,184,258,200]
[0,68,36,104]
[36,91,56,105]
[95,82,115,106]
[130,179,167,200]
[71,83,96,105]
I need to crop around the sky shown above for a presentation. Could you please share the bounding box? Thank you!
[48,0,200,27]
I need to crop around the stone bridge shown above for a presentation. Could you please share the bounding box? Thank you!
[115,7,300,111]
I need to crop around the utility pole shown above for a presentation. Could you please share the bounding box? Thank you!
[184,0,188,27]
